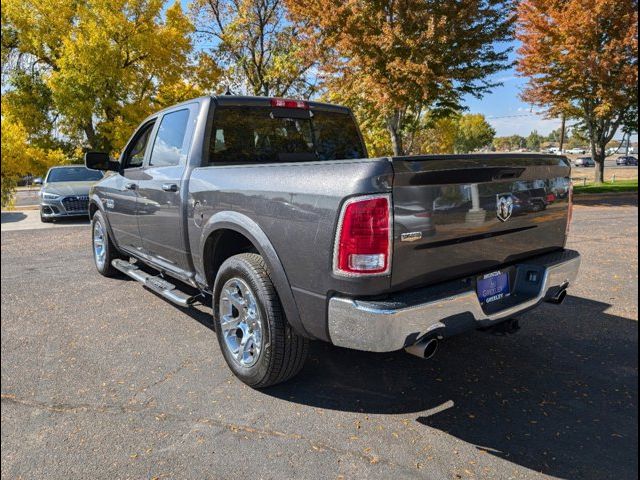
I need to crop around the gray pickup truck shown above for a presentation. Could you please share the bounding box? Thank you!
[85,95,580,388]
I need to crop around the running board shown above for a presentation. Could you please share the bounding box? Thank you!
[112,259,196,307]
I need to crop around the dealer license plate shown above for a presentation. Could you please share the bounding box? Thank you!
[477,271,510,304]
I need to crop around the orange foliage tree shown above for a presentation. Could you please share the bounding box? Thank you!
[285,0,515,156]
[516,0,638,183]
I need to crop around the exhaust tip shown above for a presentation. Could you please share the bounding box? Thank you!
[423,338,438,359]
[547,288,568,304]
[405,338,439,359]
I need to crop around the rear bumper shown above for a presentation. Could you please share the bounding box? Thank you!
[328,249,581,352]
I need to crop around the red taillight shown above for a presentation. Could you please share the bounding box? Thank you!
[334,194,392,276]
[566,182,574,235]
[546,193,556,203]
[270,98,309,109]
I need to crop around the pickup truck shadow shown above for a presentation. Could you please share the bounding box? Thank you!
[265,295,638,479]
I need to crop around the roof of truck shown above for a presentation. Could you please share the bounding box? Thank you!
[147,95,352,118]
[211,95,351,113]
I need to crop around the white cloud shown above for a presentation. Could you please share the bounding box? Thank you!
[488,113,562,137]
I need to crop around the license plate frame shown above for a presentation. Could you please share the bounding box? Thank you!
[477,270,510,304]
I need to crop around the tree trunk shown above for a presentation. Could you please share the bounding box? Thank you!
[593,142,606,184]
[386,111,404,156]
[83,122,99,150]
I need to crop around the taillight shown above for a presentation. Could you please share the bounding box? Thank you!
[270,98,309,109]
[566,182,574,235]
[333,194,392,276]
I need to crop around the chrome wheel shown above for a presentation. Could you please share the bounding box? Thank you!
[219,277,263,368]
[93,220,106,269]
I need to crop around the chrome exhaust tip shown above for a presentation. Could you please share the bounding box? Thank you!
[405,337,439,359]
[547,288,568,305]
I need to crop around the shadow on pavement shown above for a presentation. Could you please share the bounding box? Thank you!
[262,295,638,479]
[1,212,27,224]
[47,217,91,226]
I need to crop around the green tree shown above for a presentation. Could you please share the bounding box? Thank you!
[286,0,514,156]
[526,130,542,151]
[509,135,526,150]
[493,137,512,151]
[455,114,495,153]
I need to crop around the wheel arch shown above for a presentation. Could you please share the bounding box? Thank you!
[199,211,309,338]
[88,195,119,249]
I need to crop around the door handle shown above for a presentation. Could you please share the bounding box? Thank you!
[162,183,179,192]
[124,182,137,190]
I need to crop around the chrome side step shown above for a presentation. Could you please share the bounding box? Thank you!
[112,259,196,307]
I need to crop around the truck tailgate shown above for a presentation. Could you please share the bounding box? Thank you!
[391,154,571,290]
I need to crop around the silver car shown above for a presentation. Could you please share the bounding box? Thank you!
[36,165,104,222]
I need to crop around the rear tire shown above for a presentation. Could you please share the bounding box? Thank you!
[91,210,123,277]
[213,253,309,388]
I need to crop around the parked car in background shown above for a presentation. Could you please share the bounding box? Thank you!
[574,157,595,167]
[566,147,588,155]
[37,165,104,222]
[616,156,638,166]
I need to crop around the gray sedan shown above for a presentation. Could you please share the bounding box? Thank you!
[36,165,104,222]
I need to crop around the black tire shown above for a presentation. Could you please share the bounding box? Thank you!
[91,210,123,277]
[213,253,309,388]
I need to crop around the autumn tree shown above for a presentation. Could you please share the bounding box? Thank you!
[286,0,514,156]
[2,0,217,155]
[516,0,638,182]
[1,117,67,207]
[191,0,317,97]
[455,114,495,153]
[406,113,494,154]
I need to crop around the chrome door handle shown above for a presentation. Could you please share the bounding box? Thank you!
[124,182,137,190]
[161,183,179,192]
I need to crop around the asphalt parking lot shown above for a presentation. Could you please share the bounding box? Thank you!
[1,194,638,479]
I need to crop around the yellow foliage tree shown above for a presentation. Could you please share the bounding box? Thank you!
[2,0,221,155]
[1,118,67,207]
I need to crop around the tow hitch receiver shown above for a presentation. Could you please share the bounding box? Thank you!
[487,318,521,336]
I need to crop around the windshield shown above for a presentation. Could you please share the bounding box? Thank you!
[209,106,366,164]
[46,167,104,183]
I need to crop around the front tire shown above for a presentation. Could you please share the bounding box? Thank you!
[213,253,309,388]
[91,210,122,277]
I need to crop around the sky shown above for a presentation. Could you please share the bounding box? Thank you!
[461,44,635,141]
[461,46,564,138]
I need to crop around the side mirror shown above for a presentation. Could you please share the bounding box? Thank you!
[85,151,119,172]
[33,177,43,185]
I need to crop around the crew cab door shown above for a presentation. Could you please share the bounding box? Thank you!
[136,105,198,269]
[107,121,155,252]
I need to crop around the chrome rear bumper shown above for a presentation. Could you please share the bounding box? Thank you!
[328,249,581,352]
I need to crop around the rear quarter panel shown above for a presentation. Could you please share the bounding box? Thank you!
[188,158,394,340]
